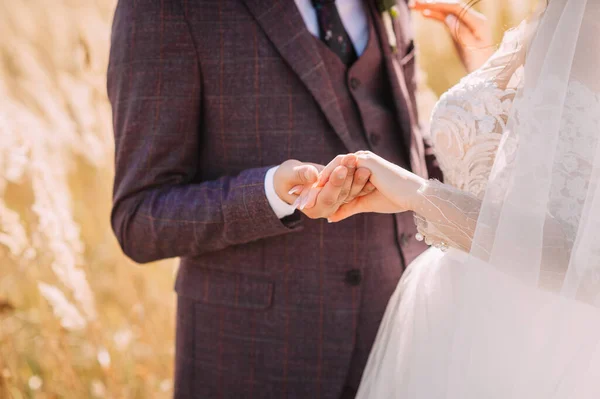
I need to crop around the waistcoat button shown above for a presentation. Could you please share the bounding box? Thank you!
[349,77,361,90]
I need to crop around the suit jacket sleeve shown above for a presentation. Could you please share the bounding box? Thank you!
[107,0,301,264]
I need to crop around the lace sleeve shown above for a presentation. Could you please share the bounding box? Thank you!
[415,23,532,253]
[413,180,482,252]
[412,178,570,258]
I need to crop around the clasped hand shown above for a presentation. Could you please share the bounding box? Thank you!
[274,156,374,220]
[277,151,425,222]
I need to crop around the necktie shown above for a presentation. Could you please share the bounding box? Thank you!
[311,0,358,66]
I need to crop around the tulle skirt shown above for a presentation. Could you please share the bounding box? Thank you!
[356,247,600,398]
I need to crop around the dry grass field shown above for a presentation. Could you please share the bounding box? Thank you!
[0,1,537,397]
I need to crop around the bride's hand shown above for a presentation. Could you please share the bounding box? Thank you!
[410,1,494,73]
[314,152,426,221]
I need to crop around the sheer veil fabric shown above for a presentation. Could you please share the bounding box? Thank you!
[357,1,600,397]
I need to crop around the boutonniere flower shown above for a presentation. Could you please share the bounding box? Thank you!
[377,0,399,52]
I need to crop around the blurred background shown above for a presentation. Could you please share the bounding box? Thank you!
[0,1,536,398]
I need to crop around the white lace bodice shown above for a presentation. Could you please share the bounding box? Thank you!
[422,76,600,251]
[429,76,518,199]
[419,15,600,257]
[427,21,530,199]
[429,72,600,216]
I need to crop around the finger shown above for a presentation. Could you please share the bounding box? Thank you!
[288,185,304,196]
[358,182,376,197]
[307,163,325,173]
[345,167,371,202]
[412,1,484,33]
[316,166,348,209]
[300,186,322,210]
[342,154,358,169]
[337,156,358,203]
[328,201,362,223]
[299,166,348,211]
[411,1,462,13]
[444,13,467,44]
[443,13,488,44]
[420,8,447,23]
[338,174,355,204]
[292,185,311,209]
[293,164,319,186]
[317,155,344,187]
[317,154,355,187]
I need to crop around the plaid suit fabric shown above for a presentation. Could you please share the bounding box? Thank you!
[314,14,416,392]
[107,0,437,398]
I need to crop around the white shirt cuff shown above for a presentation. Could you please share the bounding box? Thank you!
[265,166,297,219]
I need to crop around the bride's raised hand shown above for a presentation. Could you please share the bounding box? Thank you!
[410,0,494,72]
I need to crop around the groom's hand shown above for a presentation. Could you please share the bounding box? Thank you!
[273,160,323,205]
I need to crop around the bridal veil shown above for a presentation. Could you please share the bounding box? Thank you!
[358,1,600,397]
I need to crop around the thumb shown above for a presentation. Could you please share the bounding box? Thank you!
[293,164,319,185]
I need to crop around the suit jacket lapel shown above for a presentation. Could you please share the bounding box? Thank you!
[242,0,359,152]
[367,1,426,176]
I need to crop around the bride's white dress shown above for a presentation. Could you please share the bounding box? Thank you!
[356,13,600,398]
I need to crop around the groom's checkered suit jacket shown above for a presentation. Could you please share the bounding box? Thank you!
[107,0,440,397]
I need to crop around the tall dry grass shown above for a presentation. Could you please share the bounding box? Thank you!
[0,1,536,398]
[0,1,176,398]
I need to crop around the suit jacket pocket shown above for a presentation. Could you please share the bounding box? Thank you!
[177,269,274,310]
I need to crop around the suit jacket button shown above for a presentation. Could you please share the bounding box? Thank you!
[345,269,362,286]
[349,77,361,90]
